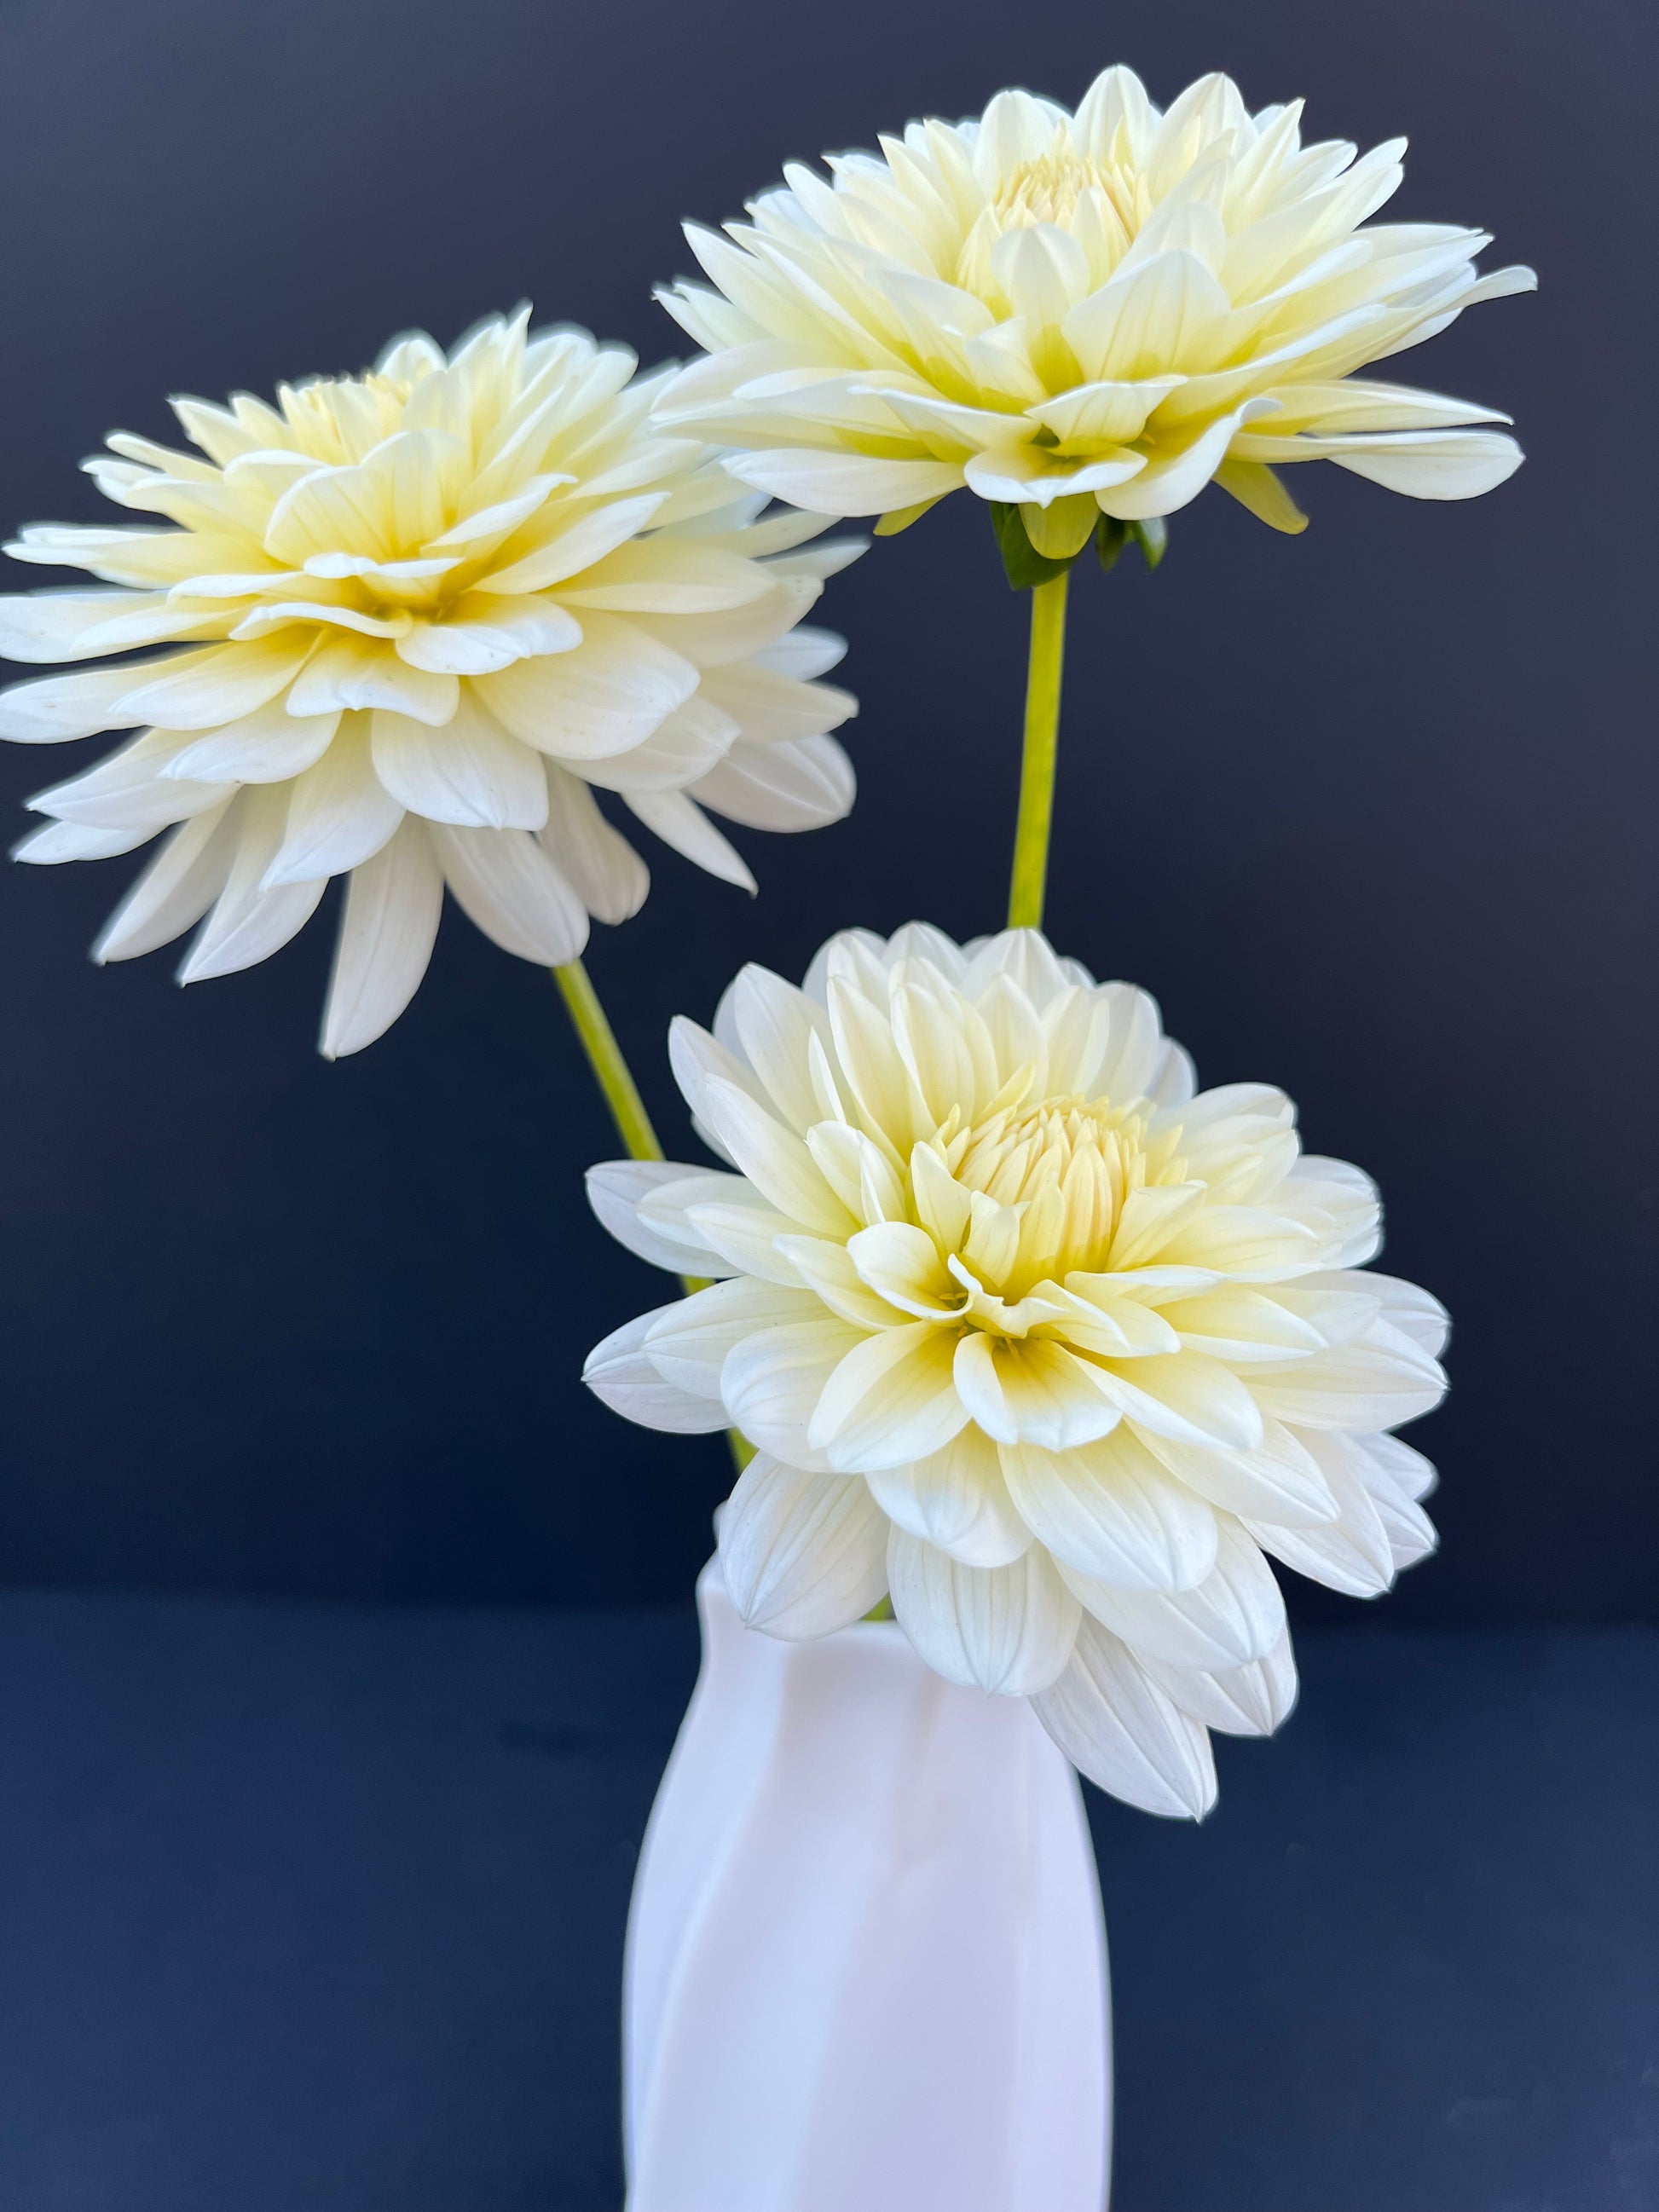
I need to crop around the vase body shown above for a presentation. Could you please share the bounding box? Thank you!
[623,1559,1111,2212]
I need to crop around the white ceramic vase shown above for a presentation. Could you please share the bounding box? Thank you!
[623,1558,1112,2212]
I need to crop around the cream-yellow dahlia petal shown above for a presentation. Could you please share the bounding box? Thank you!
[587,922,1448,1819]
[3,313,864,1054]
[656,68,1532,538]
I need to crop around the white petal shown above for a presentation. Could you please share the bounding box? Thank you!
[1247,1327,1445,1431]
[1349,1434,1439,1567]
[0,661,153,743]
[951,1334,1123,1452]
[887,1532,1079,1695]
[29,731,230,834]
[92,801,238,962]
[319,823,444,1058]
[760,537,866,581]
[808,1323,971,1472]
[583,1308,730,1433]
[682,1196,802,1285]
[394,596,582,675]
[691,734,855,834]
[693,1072,851,1232]
[14,817,152,863]
[1097,401,1275,522]
[1141,1417,1339,1528]
[719,1452,889,1637]
[177,786,327,982]
[653,1175,799,1283]
[865,1426,1032,1568]
[623,788,756,892]
[1064,1518,1285,1669]
[554,538,773,614]
[1357,1428,1437,1505]
[723,449,962,517]
[1089,1352,1267,1449]
[538,766,649,924]
[1027,375,1184,446]
[263,716,404,886]
[287,637,459,726]
[1363,1479,1438,1572]
[1000,1432,1219,1589]
[1245,1428,1397,1597]
[698,659,857,744]
[647,1279,821,1397]
[583,692,739,793]
[668,1014,769,1149]
[1234,427,1524,499]
[1263,378,1512,434]
[720,1317,865,1471]
[113,639,314,731]
[586,1159,730,1277]
[482,612,698,759]
[1359,1273,1450,1357]
[166,701,340,785]
[370,697,548,830]
[959,927,1072,1005]
[628,575,822,672]
[962,449,1145,506]
[428,823,588,965]
[0,588,200,663]
[424,472,567,552]
[1032,1617,1217,1818]
[1061,252,1230,384]
[720,960,831,1129]
[475,494,669,594]
[1143,1626,1299,1737]
[750,624,847,680]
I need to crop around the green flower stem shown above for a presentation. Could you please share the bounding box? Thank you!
[552,955,665,1168]
[552,956,753,1474]
[1006,569,1071,932]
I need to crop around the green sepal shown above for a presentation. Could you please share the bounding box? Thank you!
[1134,517,1169,569]
[991,501,1078,592]
[1096,514,1169,573]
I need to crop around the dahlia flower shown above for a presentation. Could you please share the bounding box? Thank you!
[0,312,860,1054]
[585,924,1446,1817]
[656,68,1534,550]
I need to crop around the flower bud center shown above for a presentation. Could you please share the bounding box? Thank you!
[993,151,1105,233]
[985,123,1144,251]
[943,1094,1177,1295]
[957,1096,1135,1211]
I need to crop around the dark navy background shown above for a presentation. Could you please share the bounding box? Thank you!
[0,9,1654,2211]
[3,1597,1655,2212]
[0,0,1652,1623]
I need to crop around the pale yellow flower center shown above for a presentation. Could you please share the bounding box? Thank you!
[991,149,1123,234]
[280,372,418,466]
[251,368,512,628]
[956,1096,1141,1212]
[932,1093,1187,1308]
[954,130,1150,317]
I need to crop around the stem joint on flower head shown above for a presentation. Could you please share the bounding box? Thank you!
[991,500,1169,593]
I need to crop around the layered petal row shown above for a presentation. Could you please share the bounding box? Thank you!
[586,923,1448,1816]
[1,312,863,1053]
[655,67,1534,538]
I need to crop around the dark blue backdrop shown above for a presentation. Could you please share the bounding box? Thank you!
[0,0,1652,1622]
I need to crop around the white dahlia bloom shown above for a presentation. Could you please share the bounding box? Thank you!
[656,68,1534,547]
[585,925,1447,1818]
[0,311,860,1054]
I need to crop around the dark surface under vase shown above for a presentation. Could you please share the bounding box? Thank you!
[0,1591,1653,2212]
